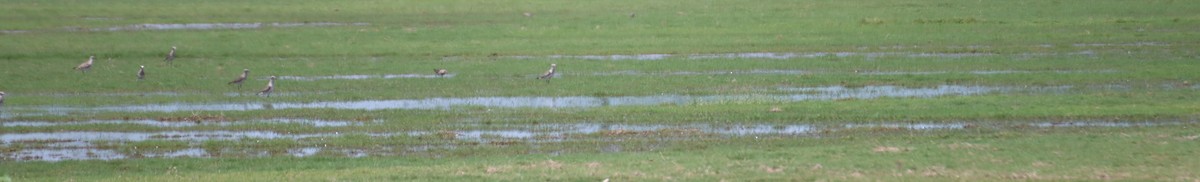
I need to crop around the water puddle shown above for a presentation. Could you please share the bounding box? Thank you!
[2,118,376,128]
[22,91,322,97]
[1072,42,1167,47]
[590,70,1115,76]
[21,85,1022,113]
[75,22,370,32]
[3,120,1192,162]
[507,52,996,61]
[278,74,454,81]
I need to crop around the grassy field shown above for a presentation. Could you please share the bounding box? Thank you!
[2,0,1199,181]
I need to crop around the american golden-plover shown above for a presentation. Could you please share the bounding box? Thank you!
[137,65,146,80]
[434,68,448,77]
[228,69,250,89]
[164,46,176,65]
[537,63,557,82]
[540,63,556,79]
[258,75,277,97]
[74,55,95,73]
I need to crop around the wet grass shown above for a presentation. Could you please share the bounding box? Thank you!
[3,0,1200,180]
[4,125,1199,181]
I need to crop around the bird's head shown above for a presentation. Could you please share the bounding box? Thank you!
[172,46,177,50]
[0,91,6,96]
[244,69,250,72]
[140,65,145,68]
[270,76,277,80]
[550,63,557,67]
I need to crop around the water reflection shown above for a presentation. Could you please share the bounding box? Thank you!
[26,85,1015,113]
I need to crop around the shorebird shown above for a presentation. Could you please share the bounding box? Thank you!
[228,69,250,89]
[74,55,95,73]
[137,65,146,81]
[258,75,276,97]
[0,91,5,114]
[537,63,557,82]
[164,46,176,65]
[434,68,448,77]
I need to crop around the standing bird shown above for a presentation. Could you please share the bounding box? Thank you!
[137,65,146,81]
[0,91,6,110]
[537,63,557,82]
[164,46,176,65]
[258,76,276,97]
[74,55,95,73]
[228,69,250,89]
[434,68,448,77]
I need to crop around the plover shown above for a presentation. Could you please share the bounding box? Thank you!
[228,69,250,89]
[74,55,95,73]
[537,63,557,82]
[434,68,448,77]
[164,46,176,65]
[258,75,276,97]
[137,65,145,80]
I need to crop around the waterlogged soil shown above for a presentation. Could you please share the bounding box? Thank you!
[1,22,369,34]
[2,120,1193,162]
[2,118,377,127]
[17,85,1048,113]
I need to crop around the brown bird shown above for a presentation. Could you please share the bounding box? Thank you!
[228,69,250,89]
[434,68,448,77]
[258,75,276,97]
[137,65,146,81]
[74,55,95,73]
[164,46,176,65]
[537,63,557,82]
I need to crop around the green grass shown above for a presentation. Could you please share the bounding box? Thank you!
[2,0,1200,181]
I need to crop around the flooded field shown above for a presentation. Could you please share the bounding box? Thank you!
[3,120,1192,161]
[10,85,1027,114]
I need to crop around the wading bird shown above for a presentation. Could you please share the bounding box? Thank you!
[74,56,95,73]
[228,69,249,89]
[434,68,448,77]
[258,76,276,97]
[537,63,557,82]
[137,65,146,81]
[164,46,176,65]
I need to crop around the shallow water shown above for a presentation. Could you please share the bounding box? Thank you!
[3,120,1192,162]
[591,69,1115,76]
[1,118,376,127]
[278,74,454,81]
[510,52,996,61]
[23,85,1016,113]
[80,22,370,32]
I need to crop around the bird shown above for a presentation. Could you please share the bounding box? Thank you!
[74,55,95,73]
[164,46,176,65]
[258,76,276,97]
[434,68,448,77]
[228,69,250,89]
[137,65,146,81]
[0,91,6,109]
[537,63,557,82]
